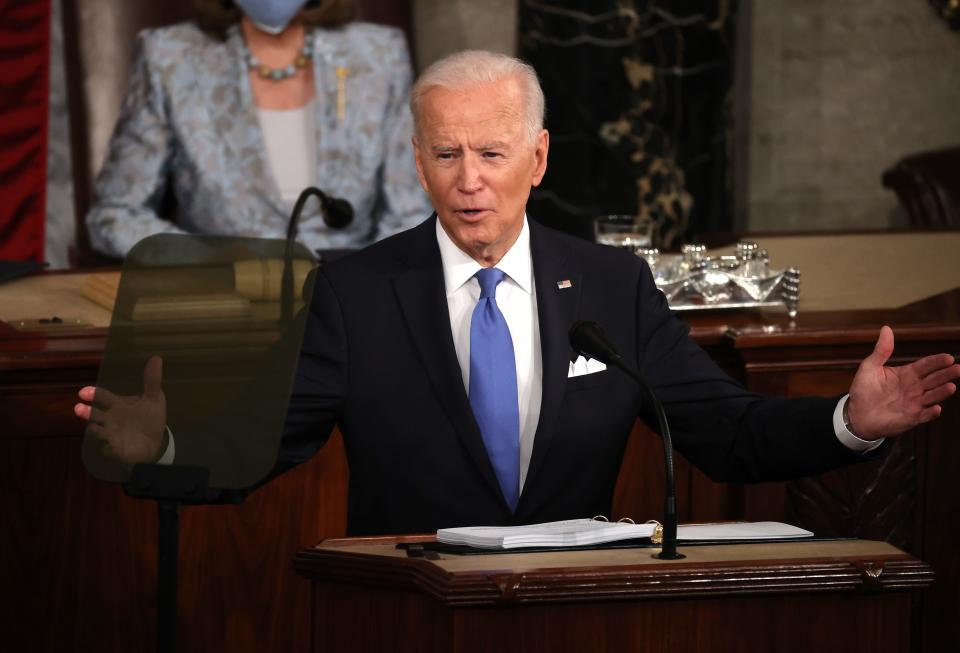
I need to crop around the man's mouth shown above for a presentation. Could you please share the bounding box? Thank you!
[457,209,488,216]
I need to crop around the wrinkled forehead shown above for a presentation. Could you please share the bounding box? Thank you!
[417,78,527,143]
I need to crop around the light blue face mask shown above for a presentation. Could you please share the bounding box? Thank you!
[235,0,309,35]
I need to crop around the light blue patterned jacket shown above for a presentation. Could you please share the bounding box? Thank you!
[88,21,432,258]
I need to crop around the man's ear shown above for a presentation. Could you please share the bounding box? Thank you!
[412,137,430,194]
[531,129,549,188]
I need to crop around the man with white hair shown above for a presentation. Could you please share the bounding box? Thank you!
[77,50,959,535]
[280,49,958,534]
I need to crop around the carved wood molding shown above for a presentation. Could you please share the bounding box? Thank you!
[295,541,932,607]
[786,437,917,550]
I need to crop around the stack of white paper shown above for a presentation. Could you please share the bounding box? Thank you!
[678,521,813,541]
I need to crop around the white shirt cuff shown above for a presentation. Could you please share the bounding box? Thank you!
[834,395,883,453]
[156,426,175,465]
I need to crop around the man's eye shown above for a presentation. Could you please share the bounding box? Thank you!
[483,151,502,158]
[436,152,455,160]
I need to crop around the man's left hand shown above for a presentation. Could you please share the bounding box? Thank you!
[847,326,960,440]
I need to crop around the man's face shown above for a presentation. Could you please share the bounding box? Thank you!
[413,76,549,265]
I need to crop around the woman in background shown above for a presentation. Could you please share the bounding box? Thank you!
[87,0,431,258]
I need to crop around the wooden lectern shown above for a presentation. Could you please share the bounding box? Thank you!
[295,537,932,652]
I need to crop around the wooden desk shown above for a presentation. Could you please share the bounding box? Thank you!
[294,536,932,652]
[1,268,957,651]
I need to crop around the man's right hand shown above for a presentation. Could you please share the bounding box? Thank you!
[75,355,168,464]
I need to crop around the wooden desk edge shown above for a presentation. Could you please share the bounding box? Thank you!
[294,538,933,607]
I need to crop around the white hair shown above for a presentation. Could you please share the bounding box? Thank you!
[410,50,546,143]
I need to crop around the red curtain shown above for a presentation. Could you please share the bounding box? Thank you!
[0,0,50,263]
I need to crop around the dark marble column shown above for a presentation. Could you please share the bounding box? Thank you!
[519,1,738,247]
[930,0,960,29]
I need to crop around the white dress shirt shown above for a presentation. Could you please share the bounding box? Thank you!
[436,217,543,489]
[835,395,883,452]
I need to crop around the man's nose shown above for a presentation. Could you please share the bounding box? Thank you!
[456,156,483,193]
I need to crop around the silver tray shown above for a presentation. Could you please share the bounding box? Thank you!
[638,243,800,317]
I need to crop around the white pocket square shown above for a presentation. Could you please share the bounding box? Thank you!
[567,355,607,378]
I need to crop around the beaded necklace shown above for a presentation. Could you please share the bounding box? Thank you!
[243,33,314,82]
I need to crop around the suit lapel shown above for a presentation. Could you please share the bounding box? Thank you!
[391,219,507,507]
[521,221,582,501]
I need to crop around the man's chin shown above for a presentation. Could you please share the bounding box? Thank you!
[440,226,491,258]
[438,213,522,262]
[460,232,516,265]
[440,217,486,242]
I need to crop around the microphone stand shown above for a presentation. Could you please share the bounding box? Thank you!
[569,322,685,560]
[602,356,684,560]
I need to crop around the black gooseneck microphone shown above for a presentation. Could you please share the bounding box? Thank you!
[282,187,354,319]
[569,320,685,560]
[288,186,355,235]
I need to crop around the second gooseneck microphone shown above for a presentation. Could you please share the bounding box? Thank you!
[282,187,354,319]
[569,320,685,560]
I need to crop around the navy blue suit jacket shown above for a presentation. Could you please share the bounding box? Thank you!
[282,216,862,535]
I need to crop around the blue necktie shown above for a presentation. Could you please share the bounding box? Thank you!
[469,267,520,511]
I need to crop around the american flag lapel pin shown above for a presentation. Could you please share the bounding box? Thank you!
[556,279,573,289]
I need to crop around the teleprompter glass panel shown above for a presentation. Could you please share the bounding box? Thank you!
[81,234,316,490]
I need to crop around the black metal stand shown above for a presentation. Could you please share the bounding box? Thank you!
[568,321,685,560]
[157,501,179,653]
[124,464,211,653]
[609,358,686,561]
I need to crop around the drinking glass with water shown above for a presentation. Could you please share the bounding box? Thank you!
[594,215,653,252]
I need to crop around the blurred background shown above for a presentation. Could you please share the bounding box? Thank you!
[3,0,959,268]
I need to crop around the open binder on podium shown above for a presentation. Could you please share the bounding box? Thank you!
[420,518,815,555]
[438,518,660,549]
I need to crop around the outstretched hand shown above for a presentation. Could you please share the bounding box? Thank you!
[847,326,960,440]
[75,355,168,463]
